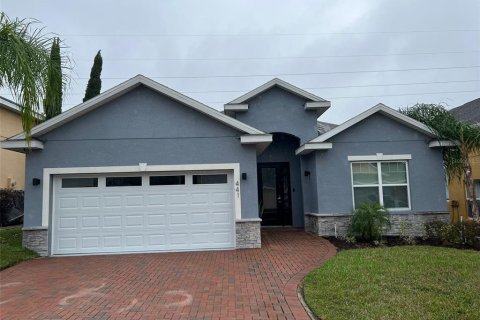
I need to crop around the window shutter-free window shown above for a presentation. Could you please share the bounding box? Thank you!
[351,161,410,210]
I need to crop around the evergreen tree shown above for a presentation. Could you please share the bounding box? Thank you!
[43,37,63,119]
[83,50,102,102]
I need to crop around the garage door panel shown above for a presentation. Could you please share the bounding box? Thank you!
[59,197,78,209]
[147,214,167,226]
[147,194,167,206]
[103,215,122,228]
[104,196,123,207]
[126,195,144,207]
[53,171,235,255]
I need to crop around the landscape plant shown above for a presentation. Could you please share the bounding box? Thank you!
[349,203,391,242]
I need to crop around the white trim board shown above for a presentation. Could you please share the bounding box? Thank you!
[9,75,266,141]
[0,96,21,114]
[240,134,273,144]
[295,143,332,155]
[41,163,242,227]
[347,153,412,161]
[225,78,329,105]
[309,103,436,143]
[428,140,458,148]
[0,139,44,152]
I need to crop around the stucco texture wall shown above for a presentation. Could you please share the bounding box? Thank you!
[448,151,480,222]
[0,107,25,190]
[24,85,259,227]
[233,87,320,144]
[309,113,447,215]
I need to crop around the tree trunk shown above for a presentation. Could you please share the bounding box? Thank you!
[461,147,479,221]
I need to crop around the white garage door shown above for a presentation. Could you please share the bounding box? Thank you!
[52,171,235,255]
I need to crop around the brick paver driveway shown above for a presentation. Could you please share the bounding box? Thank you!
[0,229,335,320]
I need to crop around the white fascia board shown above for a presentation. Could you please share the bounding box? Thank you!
[295,142,333,155]
[428,140,458,148]
[10,75,265,140]
[227,78,327,104]
[240,134,273,144]
[304,101,331,110]
[310,103,435,143]
[224,104,249,112]
[347,153,412,161]
[0,97,21,114]
[0,139,44,152]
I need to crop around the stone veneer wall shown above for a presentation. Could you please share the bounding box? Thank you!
[305,212,450,237]
[23,227,48,256]
[236,219,261,248]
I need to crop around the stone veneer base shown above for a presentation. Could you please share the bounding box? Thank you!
[23,227,48,256]
[305,212,450,237]
[236,219,262,248]
[24,220,263,256]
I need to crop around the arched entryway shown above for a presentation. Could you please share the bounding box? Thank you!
[257,132,303,227]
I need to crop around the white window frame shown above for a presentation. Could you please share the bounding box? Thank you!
[350,160,411,211]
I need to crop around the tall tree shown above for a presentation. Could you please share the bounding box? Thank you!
[400,104,480,220]
[43,37,63,119]
[83,50,102,102]
[0,13,70,139]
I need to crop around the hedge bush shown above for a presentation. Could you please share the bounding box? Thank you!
[424,220,480,247]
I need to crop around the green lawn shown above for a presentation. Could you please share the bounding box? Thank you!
[304,246,480,320]
[0,226,37,270]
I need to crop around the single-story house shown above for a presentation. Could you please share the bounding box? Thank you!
[1,75,449,256]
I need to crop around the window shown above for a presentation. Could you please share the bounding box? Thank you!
[106,176,142,187]
[62,178,98,188]
[468,180,480,217]
[150,175,185,186]
[193,174,227,184]
[351,161,409,209]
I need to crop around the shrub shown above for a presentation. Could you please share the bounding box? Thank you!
[423,220,480,247]
[0,189,24,226]
[349,203,391,242]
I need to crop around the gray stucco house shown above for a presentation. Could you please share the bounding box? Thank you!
[1,75,449,256]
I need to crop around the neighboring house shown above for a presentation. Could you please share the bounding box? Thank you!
[448,98,480,221]
[0,97,26,190]
[1,76,449,256]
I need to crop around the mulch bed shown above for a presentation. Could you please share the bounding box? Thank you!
[325,236,475,251]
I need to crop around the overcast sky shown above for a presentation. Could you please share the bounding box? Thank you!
[2,0,479,123]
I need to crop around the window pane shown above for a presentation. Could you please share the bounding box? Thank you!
[106,176,142,187]
[62,178,98,188]
[383,186,409,208]
[150,175,185,186]
[352,162,378,185]
[261,168,277,210]
[353,187,379,208]
[381,162,407,184]
[193,174,227,184]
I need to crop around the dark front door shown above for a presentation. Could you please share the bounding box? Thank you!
[257,162,292,226]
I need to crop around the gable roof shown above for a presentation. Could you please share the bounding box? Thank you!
[317,121,338,134]
[310,103,436,143]
[450,97,480,124]
[9,75,266,141]
[0,96,22,114]
[225,78,329,105]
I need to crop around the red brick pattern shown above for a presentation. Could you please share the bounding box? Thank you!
[0,229,335,319]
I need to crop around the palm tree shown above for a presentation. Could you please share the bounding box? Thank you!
[401,104,480,220]
[0,13,69,139]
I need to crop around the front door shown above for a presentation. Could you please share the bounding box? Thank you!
[257,163,292,226]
